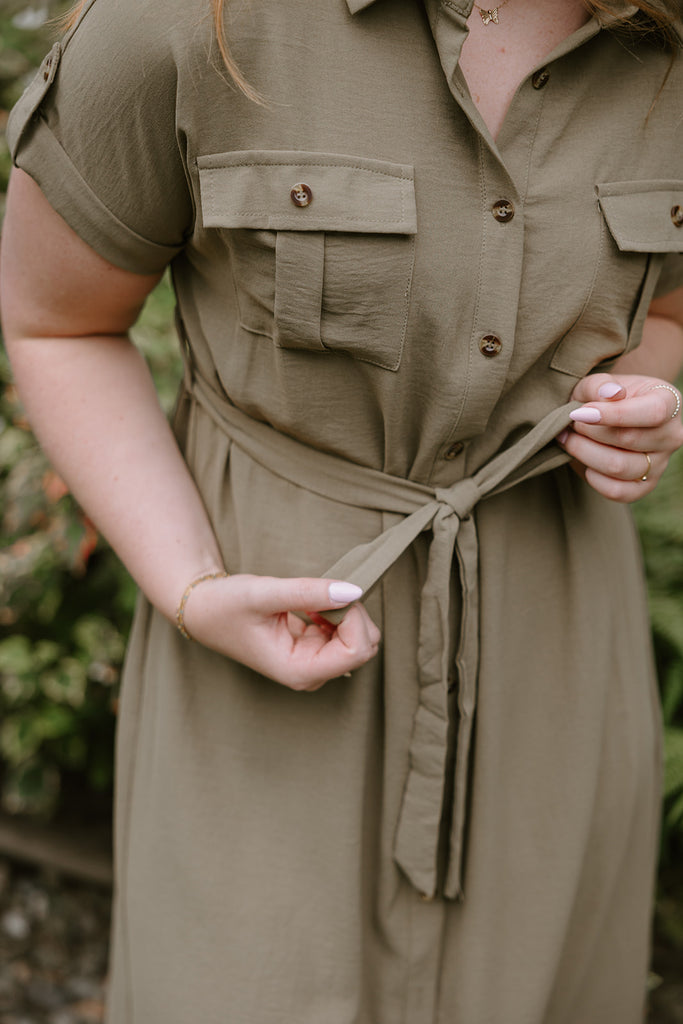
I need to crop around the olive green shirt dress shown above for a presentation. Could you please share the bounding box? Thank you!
[8,0,683,1020]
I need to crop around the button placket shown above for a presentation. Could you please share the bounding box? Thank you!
[455,172,523,440]
[444,441,465,460]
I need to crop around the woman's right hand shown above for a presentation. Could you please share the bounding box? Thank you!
[181,575,381,691]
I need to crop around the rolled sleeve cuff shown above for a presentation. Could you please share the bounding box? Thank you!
[13,114,183,275]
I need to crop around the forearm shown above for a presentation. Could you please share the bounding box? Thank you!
[5,333,225,621]
[612,312,683,382]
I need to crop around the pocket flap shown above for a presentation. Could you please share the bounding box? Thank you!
[197,150,417,233]
[597,181,683,253]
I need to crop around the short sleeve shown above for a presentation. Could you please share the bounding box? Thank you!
[654,252,683,298]
[7,0,194,274]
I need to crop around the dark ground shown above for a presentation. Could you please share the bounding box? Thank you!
[0,857,108,1024]
[0,853,681,1024]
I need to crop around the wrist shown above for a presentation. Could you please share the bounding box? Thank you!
[175,570,230,641]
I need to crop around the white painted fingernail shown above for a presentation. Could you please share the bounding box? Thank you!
[570,407,602,424]
[598,383,624,399]
[328,582,363,604]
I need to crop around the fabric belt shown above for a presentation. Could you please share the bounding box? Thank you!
[186,374,579,900]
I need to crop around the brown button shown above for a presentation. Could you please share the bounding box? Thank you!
[531,67,550,90]
[42,57,52,81]
[672,205,683,228]
[444,441,465,460]
[492,200,514,223]
[479,334,502,357]
[290,183,313,207]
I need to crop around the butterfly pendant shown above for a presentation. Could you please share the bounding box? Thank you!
[479,6,500,23]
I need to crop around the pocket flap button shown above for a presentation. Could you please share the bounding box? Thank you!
[671,205,683,228]
[291,183,313,207]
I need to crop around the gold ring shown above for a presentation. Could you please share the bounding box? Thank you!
[640,452,652,482]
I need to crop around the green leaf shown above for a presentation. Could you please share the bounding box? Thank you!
[0,634,34,675]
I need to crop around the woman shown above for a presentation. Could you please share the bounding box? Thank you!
[1,0,682,1020]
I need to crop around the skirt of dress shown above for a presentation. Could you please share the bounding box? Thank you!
[106,405,661,1024]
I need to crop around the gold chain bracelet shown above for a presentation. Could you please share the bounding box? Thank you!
[176,572,230,641]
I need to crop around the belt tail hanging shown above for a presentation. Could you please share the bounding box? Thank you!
[393,503,463,899]
[444,515,480,899]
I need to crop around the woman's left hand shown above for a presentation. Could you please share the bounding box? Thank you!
[557,372,683,503]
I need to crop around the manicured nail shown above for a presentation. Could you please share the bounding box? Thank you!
[328,581,363,604]
[598,382,624,399]
[557,430,569,445]
[569,407,601,424]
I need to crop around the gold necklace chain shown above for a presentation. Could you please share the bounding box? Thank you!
[472,0,510,24]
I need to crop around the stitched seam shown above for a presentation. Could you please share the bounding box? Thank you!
[611,233,678,248]
[207,215,413,226]
[440,0,470,17]
[454,134,486,437]
[521,80,545,204]
[199,160,413,181]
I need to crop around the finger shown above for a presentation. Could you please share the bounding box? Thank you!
[281,606,381,690]
[561,420,674,454]
[571,373,626,404]
[581,465,656,504]
[559,430,658,483]
[244,576,364,616]
[335,601,382,649]
[570,391,680,430]
[305,610,337,638]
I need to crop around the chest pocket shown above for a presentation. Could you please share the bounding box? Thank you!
[197,151,417,371]
[550,180,683,378]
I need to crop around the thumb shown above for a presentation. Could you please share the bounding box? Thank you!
[251,576,364,616]
[571,373,626,405]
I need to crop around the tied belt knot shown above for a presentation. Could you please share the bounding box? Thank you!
[435,477,481,521]
[182,374,579,901]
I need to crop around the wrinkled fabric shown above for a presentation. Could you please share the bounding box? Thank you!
[190,373,579,898]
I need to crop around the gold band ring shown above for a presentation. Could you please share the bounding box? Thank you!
[647,383,681,420]
[640,452,652,482]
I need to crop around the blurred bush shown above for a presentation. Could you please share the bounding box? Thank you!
[633,452,683,866]
[0,277,181,817]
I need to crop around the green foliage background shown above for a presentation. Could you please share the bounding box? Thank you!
[1,0,682,951]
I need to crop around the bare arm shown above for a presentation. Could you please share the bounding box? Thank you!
[0,169,379,688]
[1,168,224,615]
[612,288,683,381]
